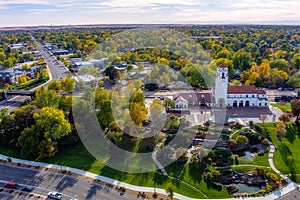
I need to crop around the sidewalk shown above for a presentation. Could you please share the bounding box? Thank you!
[0,153,298,200]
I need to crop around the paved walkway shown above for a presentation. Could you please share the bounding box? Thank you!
[0,118,298,200]
[0,153,299,200]
[268,145,290,182]
[151,140,168,176]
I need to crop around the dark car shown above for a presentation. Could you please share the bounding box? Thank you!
[20,186,33,192]
[4,182,17,189]
[274,97,281,102]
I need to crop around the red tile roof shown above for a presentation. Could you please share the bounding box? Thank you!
[218,64,227,68]
[228,85,266,94]
[174,92,215,103]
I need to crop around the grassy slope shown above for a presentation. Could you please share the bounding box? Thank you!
[271,103,291,113]
[258,122,300,183]
[0,143,230,199]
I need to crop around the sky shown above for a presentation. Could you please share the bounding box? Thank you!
[0,0,300,27]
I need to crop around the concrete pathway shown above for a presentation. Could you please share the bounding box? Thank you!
[0,122,299,200]
[0,153,299,200]
[268,144,292,183]
[151,140,168,176]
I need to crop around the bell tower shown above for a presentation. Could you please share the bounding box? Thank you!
[214,64,228,108]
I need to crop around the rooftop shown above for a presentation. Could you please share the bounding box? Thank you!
[228,85,266,94]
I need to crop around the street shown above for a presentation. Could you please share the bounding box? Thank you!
[33,36,70,80]
[0,164,135,200]
[0,95,29,112]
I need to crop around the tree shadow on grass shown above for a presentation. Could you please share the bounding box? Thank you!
[277,143,295,173]
[152,171,168,185]
[285,124,296,144]
[206,180,223,191]
[188,162,206,185]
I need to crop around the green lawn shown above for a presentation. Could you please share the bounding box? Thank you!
[256,122,300,183]
[41,144,231,199]
[271,103,292,113]
[0,146,20,158]
[238,152,270,167]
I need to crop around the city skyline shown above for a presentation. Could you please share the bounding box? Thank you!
[0,0,300,27]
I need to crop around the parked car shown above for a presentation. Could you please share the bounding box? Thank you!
[4,182,17,189]
[274,97,281,102]
[48,191,62,200]
[20,186,33,192]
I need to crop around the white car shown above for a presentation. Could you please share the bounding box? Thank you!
[48,191,62,200]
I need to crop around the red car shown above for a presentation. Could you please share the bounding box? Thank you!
[4,182,17,189]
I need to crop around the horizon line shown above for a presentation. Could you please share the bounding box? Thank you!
[1,23,300,29]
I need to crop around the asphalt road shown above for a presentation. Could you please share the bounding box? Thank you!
[0,164,135,200]
[0,95,29,112]
[33,38,70,80]
[0,35,71,113]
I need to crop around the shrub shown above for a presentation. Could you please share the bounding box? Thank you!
[258,189,266,195]
[279,114,291,122]
[287,156,294,164]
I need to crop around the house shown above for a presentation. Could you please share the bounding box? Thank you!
[0,72,16,84]
[25,66,42,78]
[53,50,69,56]
[70,58,94,72]
[173,64,269,108]
[73,75,96,85]
[174,92,215,108]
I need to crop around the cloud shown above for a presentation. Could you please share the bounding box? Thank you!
[0,0,299,25]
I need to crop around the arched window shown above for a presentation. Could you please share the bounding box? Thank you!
[239,100,244,107]
[245,100,250,107]
[233,100,238,107]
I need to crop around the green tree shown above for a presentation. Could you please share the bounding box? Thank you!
[63,78,75,93]
[3,58,13,68]
[95,88,114,130]
[163,98,175,109]
[18,127,40,158]
[0,52,6,62]
[293,53,300,69]
[269,68,288,88]
[48,80,62,91]
[165,183,175,200]
[78,67,99,77]
[34,107,71,140]
[149,99,165,134]
[275,121,287,138]
[0,108,8,123]
[233,49,252,71]
[270,59,290,72]
[291,99,300,123]
[235,135,249,145]
[128,103,148,127]
[35,88,61,108]
[104,66,121,82]
[37,139,57,159]
[288,72,300,88]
